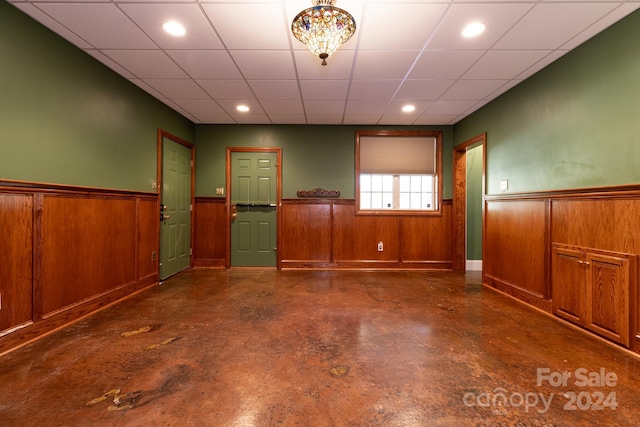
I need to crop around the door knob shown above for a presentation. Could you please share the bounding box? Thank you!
[161,214,170,221]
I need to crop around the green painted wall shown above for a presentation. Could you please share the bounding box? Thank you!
[454,10,640,195]
[194,125,454,199]
[466,144,483,261]
[0,1,193,192]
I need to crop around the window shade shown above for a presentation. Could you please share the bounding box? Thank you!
[360,136,436,174]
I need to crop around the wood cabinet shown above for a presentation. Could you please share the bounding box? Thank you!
[552,244,636,347]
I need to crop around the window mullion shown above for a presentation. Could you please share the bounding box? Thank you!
[393,175,400,209]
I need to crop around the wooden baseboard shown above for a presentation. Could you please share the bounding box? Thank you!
[0,276,157,356]
[280,260,453,270]
[483,283,640,359]
[484,274,552,313]
[192,259,226,268]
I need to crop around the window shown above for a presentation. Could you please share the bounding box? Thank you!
[356,130,442,214]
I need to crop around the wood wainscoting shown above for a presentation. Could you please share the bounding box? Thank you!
[280,199,453,269]
[484,186,640,354]
[0,182,159,355]
[192,198,453,270]
[193,197,226,268]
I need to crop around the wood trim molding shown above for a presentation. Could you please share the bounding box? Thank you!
[0,180,156,197]
[452,133,486,271]
[484,183,640,201]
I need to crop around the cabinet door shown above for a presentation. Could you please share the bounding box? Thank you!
[552,246,586,325]
[586,253,630,347]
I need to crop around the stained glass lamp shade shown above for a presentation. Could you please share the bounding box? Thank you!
[291,0,356,66]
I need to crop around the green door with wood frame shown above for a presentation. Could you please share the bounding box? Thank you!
[160,138,192,279]
[230,151,278,267]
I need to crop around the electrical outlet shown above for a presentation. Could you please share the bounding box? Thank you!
[377,241,384,252]
[216,187,225,195]
[500,179,509,191]
[152,180,158,190]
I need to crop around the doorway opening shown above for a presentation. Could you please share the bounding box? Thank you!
[452,133,486,272]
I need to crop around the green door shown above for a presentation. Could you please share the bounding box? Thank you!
[231,152,278,267]
[160,137,192,279]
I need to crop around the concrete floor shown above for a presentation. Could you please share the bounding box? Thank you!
[0,269,639,426]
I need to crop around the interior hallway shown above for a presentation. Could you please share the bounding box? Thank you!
[0,269,638,426]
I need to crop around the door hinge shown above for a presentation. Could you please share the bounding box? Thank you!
[190,204,193,212]
[191,160,194,167]
[190,248,193,256]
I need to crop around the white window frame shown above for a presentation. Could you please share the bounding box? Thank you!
[355,130,443,215]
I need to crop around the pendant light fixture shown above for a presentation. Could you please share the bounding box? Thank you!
[291,0,356,66]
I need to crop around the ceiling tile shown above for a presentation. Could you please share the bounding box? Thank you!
[35,3,156,49]
[230,50,297,79]
[248,80,301,100]
[13,3,93,48]
[201,3,290,50]
[261,99,304,116]
[304,100,347,116]
[463,50,551,80]
[494,3,619,50]
[348,80,400,101]
[409,50,485,80]
[103,50,188,78]
[166,50,241,79]
[294,49,356,79]
[440,79,509,101]
[119,4,224,50]
[353,51,420,79]
[394,80,454,101]
[427,3,534,50]
[142,79,210,99]
[197,79,254,100]
[300,80,349,100]
[345,100,388,115]
[357,3,448,50]
[172,99,225,114]
[561,4,640,50]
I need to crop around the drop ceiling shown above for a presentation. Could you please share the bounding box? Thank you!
[9,0,640,125]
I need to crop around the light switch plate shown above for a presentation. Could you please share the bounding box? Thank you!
[500,180,509,191]
[216,187,224,195]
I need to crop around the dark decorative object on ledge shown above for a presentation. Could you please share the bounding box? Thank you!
[297,188,340,198]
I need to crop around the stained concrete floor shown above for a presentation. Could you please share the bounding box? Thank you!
[1,269,639,426]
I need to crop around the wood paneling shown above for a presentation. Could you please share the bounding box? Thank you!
[195,198,454,269]
[280,202,332,262]
[0,183,159,354]
[552,198,640,255]
[400,205,452,263]
[40,195,137,315]
[485,188,640,354]
[193,197,226,268]
[333,203,400,263]
[0,193,33,334]
[137,197,159,280]
[484,199,550,310]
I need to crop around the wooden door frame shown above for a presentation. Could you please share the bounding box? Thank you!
[225,147,282,269]
[157,129,196,276]
[452,133,486,271]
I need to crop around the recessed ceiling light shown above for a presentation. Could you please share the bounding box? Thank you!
[237,105,250,112]
[163,21,186,37]
[402,105,416,113]
[461,22,486,38]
